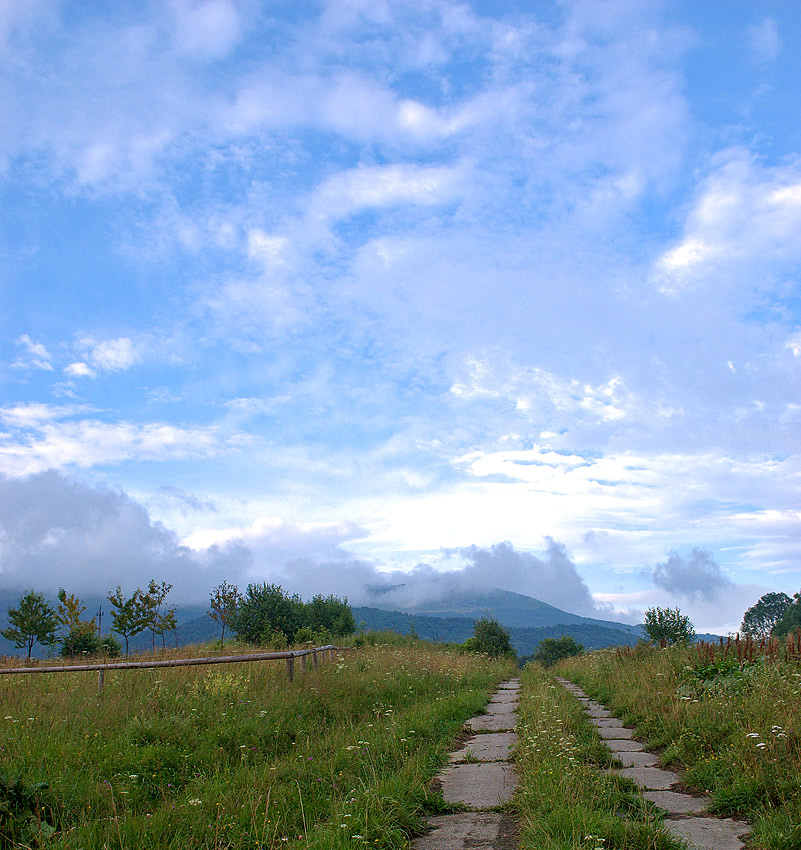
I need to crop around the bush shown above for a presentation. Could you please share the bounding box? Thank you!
[643,606,695,645]
[59,630,121,658]
[533,635,584,667]
[232,584,356,646]
[464,616,515,659]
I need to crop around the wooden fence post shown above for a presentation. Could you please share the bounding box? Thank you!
[312,649,319,669]
[299,652,306,674]
[98,669,105,691]
[286,655,294,682]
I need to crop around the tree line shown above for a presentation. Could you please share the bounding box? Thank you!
[1,580,355,660]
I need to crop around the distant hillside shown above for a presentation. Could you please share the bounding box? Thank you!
[382,587,642,634]
[352,606,640,655]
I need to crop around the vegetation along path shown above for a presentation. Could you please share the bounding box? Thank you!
[413,677,521,849]
[556,677,751,850]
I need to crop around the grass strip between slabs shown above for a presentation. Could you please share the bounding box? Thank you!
[515,666,685,850]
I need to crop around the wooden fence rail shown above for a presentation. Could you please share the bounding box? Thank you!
[0,645,351,689]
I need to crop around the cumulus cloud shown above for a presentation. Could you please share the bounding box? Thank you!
[651,149,801,294]
[652,548,733,601]
[0,470,250,602]
[0,471,607,619]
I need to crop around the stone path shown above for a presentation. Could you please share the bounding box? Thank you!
[412,678,521,849]
[555,678,751,850]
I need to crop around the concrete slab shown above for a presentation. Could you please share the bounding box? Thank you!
[498,680,521,689]
[587,707,613,718]
[411,813,517,849]
[609,766,680,790]
[596,725,634,739]
[450,732,517,763]
[664,817,750,850]
[591,718,625,728]
[643,790,709,814]
[440,762,517,809]
[465,712,517,732]
[615,751,659,767]
[485,701,519,715]
[489,691,519,704]
[604,739,645,752]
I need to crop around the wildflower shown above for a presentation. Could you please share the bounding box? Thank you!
[187,799,203,806]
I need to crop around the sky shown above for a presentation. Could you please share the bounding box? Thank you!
[1,0,800,635]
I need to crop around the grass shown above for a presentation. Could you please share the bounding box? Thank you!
[556,641,801,850]
[0,639,516,849]
[515,665,685,850]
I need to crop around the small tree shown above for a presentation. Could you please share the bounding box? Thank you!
[142,579,172,652]
[107,586,150,657]
[208,580,241,645]
[56,588,98,658]
[533,635,584,667]
[2,590,59,659]
[643,606,695,645]
[463,615,515,658]
[741,592,792,639]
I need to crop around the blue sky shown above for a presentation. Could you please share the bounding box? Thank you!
[1,0,800,633]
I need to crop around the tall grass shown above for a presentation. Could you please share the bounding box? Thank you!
[0,642,515,848]
[557,642,801,850]
[515,666,684,850]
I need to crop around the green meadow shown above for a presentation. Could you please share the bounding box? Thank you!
[1,640,515,849]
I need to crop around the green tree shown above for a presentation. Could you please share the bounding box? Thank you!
[107,586,150,656]
[1,590,59,659]
[142,579,172,652]
[463,615,515,658]
[740,591,792,639]
[772,591,801,638]
[642,606,695,645]
[56,588,98,658]
[232,583,304,646]
[533,635,584,667]
[305,594,356,638]
[208,580,241,645]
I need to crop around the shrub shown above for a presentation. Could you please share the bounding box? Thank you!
[533,635,584,667]
[642,606,695,645]
[464,616,515,659]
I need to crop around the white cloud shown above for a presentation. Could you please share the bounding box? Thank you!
[13,335,53,371]
[652,149,801,294]
[65,362,94,378]
[0,408,239,476]
[309,162,466,222]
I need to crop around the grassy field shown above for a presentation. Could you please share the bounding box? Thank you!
[0,639,515,849]
[555,641,801,850]
[515,665,685,850]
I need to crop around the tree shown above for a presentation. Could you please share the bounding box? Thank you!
[772,591,801,638]
[232,583,305,646]
[208,580,241,645]
[740,592,792,639]
[154,605,178,648]
[1,591,59,660]
[107,586,150,656]
[56,588,99,658]
[142,579,172,652]
[463,616,515,658]
[305,594,356,638]
[533,635,584,667]
[642,606,695,645]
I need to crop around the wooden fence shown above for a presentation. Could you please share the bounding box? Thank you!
[0,645,350,689]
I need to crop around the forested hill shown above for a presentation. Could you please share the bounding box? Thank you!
[351,606,640,655]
